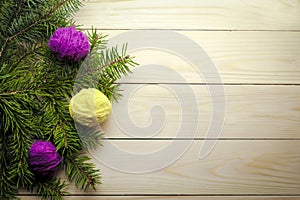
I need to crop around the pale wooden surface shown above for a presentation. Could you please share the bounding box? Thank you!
[74,0,300,30]
[113,31,300,84]
[21,0,300,199]
[102,85,300,138]
[18,196,300,200]
[67,141,300,194]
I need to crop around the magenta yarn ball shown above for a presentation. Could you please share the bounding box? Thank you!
[28,141,62,177]
[48,26,90,61]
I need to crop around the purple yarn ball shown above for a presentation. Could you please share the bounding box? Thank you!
[28,141,62,177]
[48,26,90,61]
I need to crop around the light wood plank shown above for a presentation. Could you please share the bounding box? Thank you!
[18,196,300,200]
[19,0,300,199]
[64,197,299,200]
[101,85,300,138]
[86,31,300,84]
[66,140,300,194]
[74,0,300,30]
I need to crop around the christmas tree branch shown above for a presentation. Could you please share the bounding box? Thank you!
[0,0,80,59]
[75,43,137,100]
[16,44,44,65]
[75,123,103,150]
[54,106,70,151]
[32,178,68,200]
[87,28,107,52]
[0,38,8,58]
[0,89,35,96]
[55,120,69,151]
[0,96,37,187]
[15,0,25,18]
[0,133,18,199]
[44,98,82,156]
[0,0,138,198]
[15,0,70,39]
[65,154,101,191]
[102,54,130,71]
[77,54,131,80]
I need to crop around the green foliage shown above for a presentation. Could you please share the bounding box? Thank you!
[0,0,137,199]
[28,178,68,200]
[75,29,138,100]
[75,122,104,150]
[64,154,101,191]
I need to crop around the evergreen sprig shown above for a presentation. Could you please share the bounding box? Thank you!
[76,30,138,99]
[30,178,68,200]
[65,154,101,191]
[0,0,137,199]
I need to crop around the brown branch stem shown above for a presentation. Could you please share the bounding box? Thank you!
[77,55,130,80]
[15,0,25,18]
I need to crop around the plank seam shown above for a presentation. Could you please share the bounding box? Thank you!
[103,138,300,140]
[80,28,300,32]
[117,83,300,86]
[18,194,300,196]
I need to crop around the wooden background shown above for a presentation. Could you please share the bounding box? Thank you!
[21,0,300,199]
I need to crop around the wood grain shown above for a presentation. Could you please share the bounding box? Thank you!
[73,0,300,30]
[25,0,300,199]
[86,30,300,84]
[64,140,300,194]
[101,85,300,138]
[18,196,300,200]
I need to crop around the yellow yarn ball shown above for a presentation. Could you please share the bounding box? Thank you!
[69,88,112,126]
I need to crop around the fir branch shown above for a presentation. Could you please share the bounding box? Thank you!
[0,133,18,200]
[97,44,135,81]
[76,53,131,81]
[0,89,35,96]
[0,0,139,198]
[15,42,44,65]
[75,44,137,100]
[104,54,131,70]
[53,120,69,152]
[53,105,70,151]
[41,96,82,156]
[96,78,123,101]
[31,178,68,200]
[62,122,69,150]
[0,95,37,187]
[0,0,81,59]
[0,169,18,200]
[87,27,107,52]
[0,38,8,58]
[75,122,104,150]
[11,0,71,40]
[65,154,101,191]
[15,0,25,18]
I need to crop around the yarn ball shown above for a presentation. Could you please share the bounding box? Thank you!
[28,141,62,177]
[48,26,90,61]
[69,88,112,126]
